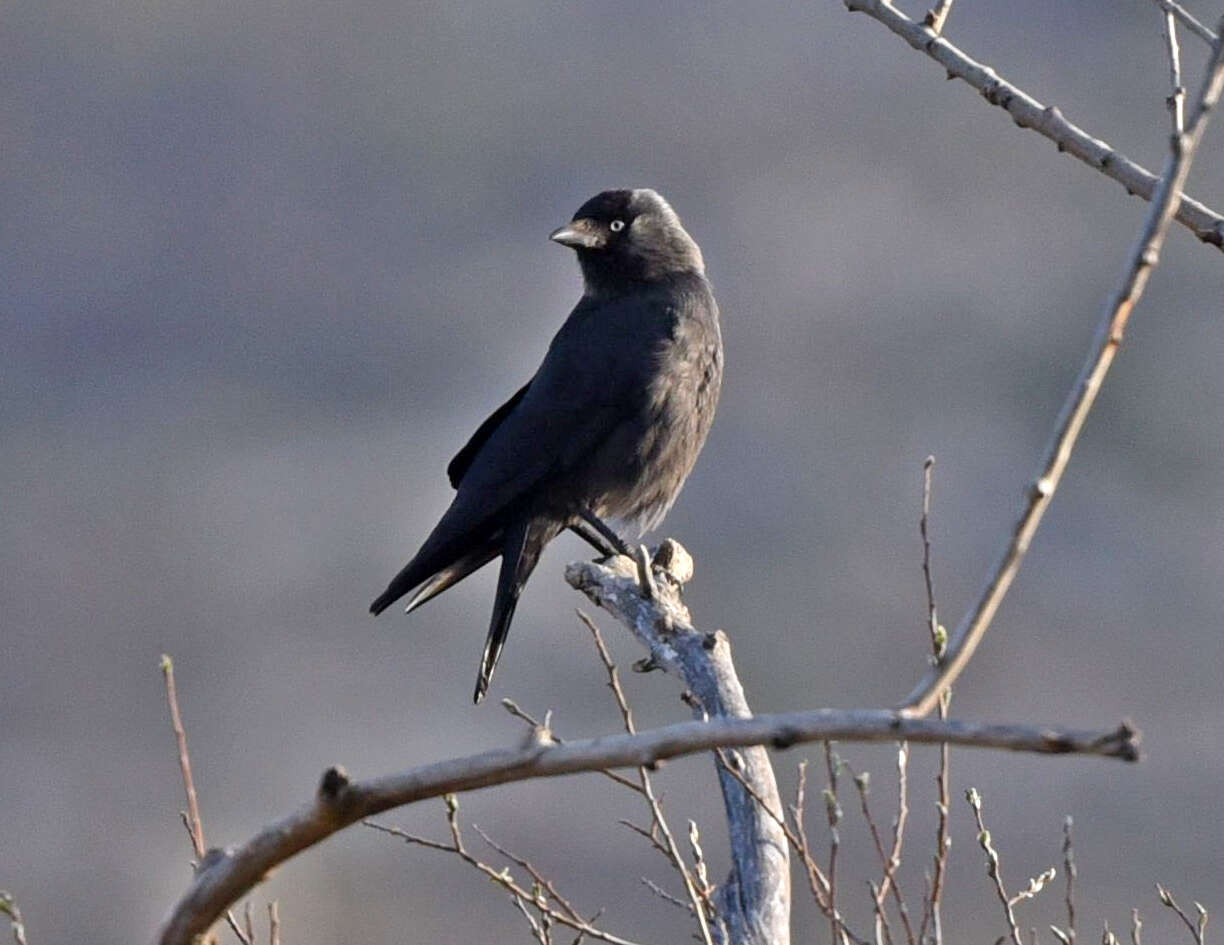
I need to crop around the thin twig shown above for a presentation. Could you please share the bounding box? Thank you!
[1131,909,1143,945]
[920,457,943,663]
[618,819,670,860]
[160,656,206,860]
[1150,0,1219,44]
[365,804,642,945]
[1009,868,1057,908]
[923,0,954,35]
[577,611,716,944]
[641,877,693,914]
[502,697,643,795]
[1163,7,1187,137]
[848,756,917,945]
[869,879,896,945]
[967,789,1023,945]
[584,611,719,928]
[790,761,828,901]
[1156,884,1208,945]
[159,655,253,945]
[688,822,712,905]
[512,894,549,945]
[899,17,1224,716]
[718,751,871,945]
[919,458,951,945]
[157,708,1139,943]
[885,745,912,926]
[819,768,871,945]
[268,902,280,945]
[1063,817,1077,944]
[637,773,717,945]
[578,612,638,736]
[824,743,846,945]
[474,825,587,925]
[844,0,1224,251]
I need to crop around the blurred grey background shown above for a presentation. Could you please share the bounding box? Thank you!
[3,0,1223,941]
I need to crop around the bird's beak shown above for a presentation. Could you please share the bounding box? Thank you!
[549,218,605,249]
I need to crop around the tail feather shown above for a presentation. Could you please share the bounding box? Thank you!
[370,534,499,617]
[402,544,500,615]
[473,518,547,703]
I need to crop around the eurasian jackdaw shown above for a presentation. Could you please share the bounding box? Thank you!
[370,188,723,702]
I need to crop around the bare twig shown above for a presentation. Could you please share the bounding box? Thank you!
[790,761,827,902]
[267,902,280,945]
[0,892,29,945]
[512,893,549,945]
[1063,817,1078,944]
[159,655,253,945]
[899,19,1224,716]
[155,706,1140,944]
[966,789,1023,945]
[160,655,206,860]
[868,879,895,945]
[501,696,642,795]
[619,818,668,863]
[635,770,715,944]
[1163,8,1187,137]
[365,802,641,945]
[844,0,1224,251]
[159,559,1138,945]
[719,751,872,945]
[823,743,845,945]
[886,745,911,922]
[920,457,943,663]
[1156,884,1208,945]
[579,610,716,944]
[573,544,792,945]
[917,458,951,945]
[688,822,713,906]
[1150,0,1219,44]
[473,825,587,926]
[1131,909,1143,945]
[1009,868,1057,908]
[848,755,917,945]
[579,611,638,736]
[923,0,954,35]
[641,877,693,914]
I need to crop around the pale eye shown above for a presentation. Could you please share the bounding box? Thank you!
[609,219,625,232]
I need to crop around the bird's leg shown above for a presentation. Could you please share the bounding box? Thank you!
[575,508,634,558]
[569,521,620,558]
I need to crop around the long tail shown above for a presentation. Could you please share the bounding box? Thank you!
[370,535,500,617]
[473,517,547,703]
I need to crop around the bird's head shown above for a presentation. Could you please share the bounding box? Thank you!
[550,189,704,294]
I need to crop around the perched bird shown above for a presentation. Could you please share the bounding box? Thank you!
[370,188,723,702]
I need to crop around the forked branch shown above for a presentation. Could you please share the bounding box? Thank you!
[845,0,1224,251]
[896,14,1224,717]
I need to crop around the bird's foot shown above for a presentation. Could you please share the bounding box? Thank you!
[572,510,634,559]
